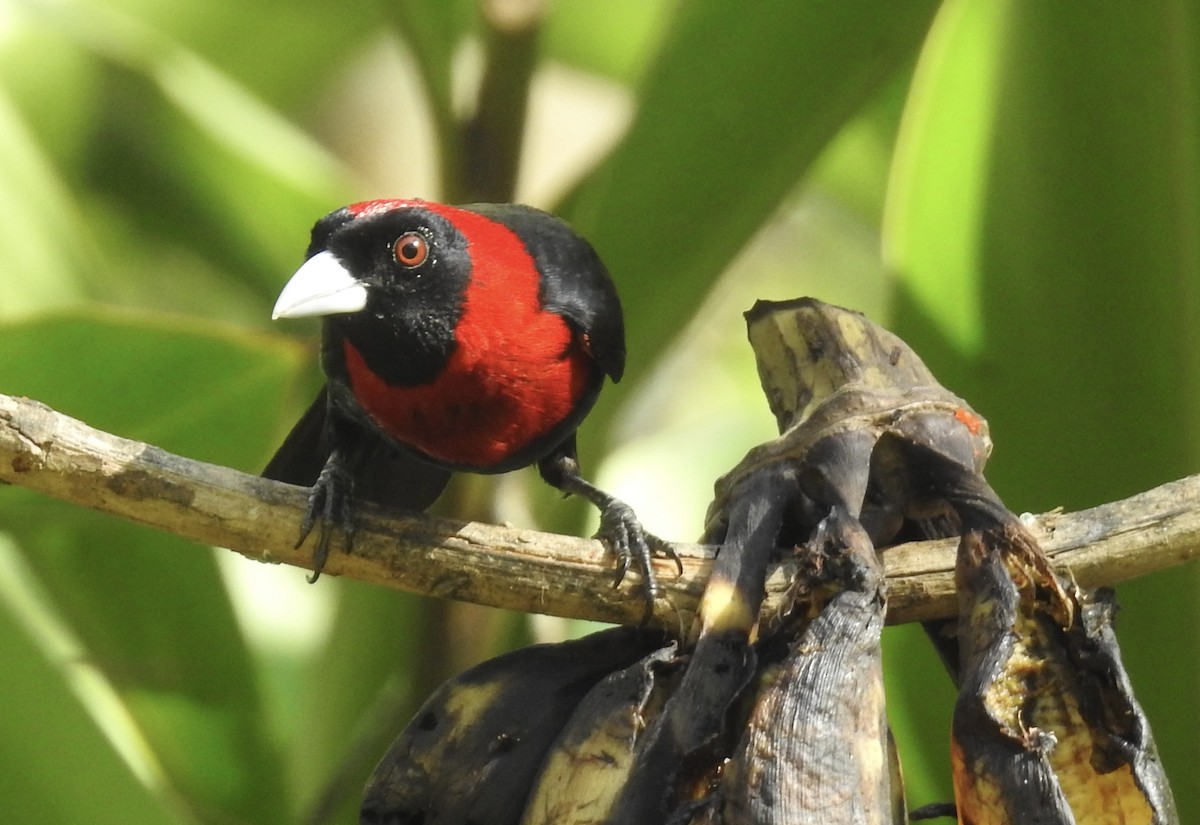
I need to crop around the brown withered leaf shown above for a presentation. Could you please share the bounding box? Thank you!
[952,526,1177,825]
[705,298,994,548]
[716,509,901,825]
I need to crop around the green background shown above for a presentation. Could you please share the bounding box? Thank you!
[0,0,1195,822]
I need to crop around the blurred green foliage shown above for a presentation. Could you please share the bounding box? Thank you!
[0,0,1196,822]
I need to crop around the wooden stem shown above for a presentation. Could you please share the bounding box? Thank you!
[2,392,1197,629]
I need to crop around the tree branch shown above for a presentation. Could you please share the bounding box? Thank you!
[2,391,1198,629]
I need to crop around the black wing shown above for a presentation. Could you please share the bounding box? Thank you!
[263,387,333,487]
[263,386,452,511]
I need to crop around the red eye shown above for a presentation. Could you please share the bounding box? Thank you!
[393,232,428,268]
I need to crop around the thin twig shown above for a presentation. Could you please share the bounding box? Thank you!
[1,392,1198,628]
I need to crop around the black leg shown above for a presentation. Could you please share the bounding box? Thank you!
[539,438,681,623]
[298,410,367,582]
[298,446,357,582]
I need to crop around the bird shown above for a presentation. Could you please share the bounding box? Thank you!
[263,198,676,617]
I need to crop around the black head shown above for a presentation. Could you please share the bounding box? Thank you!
[276,200,476,386]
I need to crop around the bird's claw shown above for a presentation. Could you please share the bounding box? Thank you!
[595,501,679,625]
[298,458,356,583]
[654,534,684,577]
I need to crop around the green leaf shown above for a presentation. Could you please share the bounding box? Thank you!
[7,3,359,311]
[0,574,184,825]
[561,0,940,384]
[0,308,305,466]
[542,0,674,84]
[384,0,477,192]
[386,0,475,116]
[16,523,290,825]
[77,67,347,303]
[881,625,956,809]
[32,0,388,114]
[0,85,90,319]
[0,310,307,823]
[288,583,427,822]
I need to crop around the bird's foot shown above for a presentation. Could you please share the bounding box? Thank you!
[538,451,680,624]
[298,456,356,582]
[596,499,682,625]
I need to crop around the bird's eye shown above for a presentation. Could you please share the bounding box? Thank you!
[393,232,429,268]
